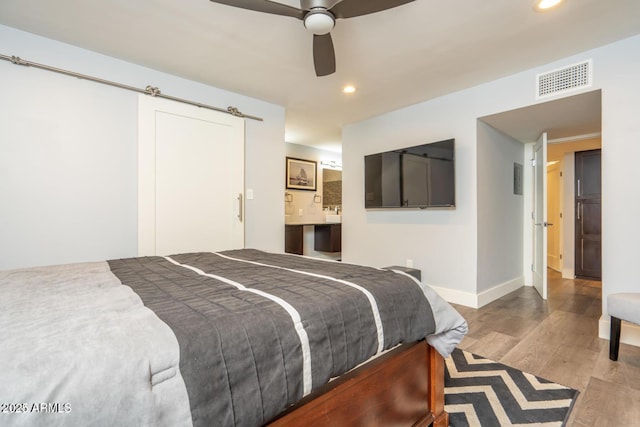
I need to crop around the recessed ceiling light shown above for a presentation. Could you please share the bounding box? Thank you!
[534,0,563,11]
[342,85,356,94]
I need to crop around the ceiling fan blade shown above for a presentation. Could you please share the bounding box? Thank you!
[330,0,414,19]
[313,34,336,76]
[209,0,304,19]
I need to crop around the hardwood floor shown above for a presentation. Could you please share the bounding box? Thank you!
[451,269,640,426]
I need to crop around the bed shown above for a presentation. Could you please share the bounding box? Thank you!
[0,249,467,427]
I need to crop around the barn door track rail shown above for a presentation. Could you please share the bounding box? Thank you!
[0,53,263,122]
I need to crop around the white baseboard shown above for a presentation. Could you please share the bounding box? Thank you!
[429,285,478,308]
[477,276,524,308]
[562,268,575,279]
[599,315,640,348]
[430,276,523,309]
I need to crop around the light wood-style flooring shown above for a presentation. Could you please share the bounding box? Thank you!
[451,270,640,426]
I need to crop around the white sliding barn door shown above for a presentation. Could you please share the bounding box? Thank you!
[138,95,244,256]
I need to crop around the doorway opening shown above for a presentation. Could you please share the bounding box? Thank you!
[547,143,602,282]
[478,89,602,301]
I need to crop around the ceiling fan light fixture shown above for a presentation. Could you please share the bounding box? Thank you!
[304,9,335,35]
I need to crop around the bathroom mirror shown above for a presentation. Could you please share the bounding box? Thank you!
[322,168,342,209]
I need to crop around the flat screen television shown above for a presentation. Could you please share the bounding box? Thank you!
[364,139,455,209]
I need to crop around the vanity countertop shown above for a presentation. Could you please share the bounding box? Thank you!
[285,221,340,226]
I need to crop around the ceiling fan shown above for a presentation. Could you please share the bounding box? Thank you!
[209,0,415,77]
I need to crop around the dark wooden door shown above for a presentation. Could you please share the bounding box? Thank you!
[575,149,601,280]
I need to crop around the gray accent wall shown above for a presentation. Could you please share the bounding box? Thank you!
[0,25,285,270]
[476,121,524,293]
[343,35,640,311]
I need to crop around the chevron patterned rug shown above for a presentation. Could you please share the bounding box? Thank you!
[445,349,579,427]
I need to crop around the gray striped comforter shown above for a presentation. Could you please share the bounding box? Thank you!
[1,249,466,427]
[108,249,467,426]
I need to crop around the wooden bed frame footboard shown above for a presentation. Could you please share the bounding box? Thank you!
[268,340,448,427]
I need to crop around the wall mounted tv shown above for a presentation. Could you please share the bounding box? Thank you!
[364,139,455,209]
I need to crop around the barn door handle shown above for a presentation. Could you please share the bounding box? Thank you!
[237,193,243,222]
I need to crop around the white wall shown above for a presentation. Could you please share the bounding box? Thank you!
[342,95,478,300]
[0,25,286,270]
[476,122,524,302]
[343,35,640,311]
[596,37,640,311]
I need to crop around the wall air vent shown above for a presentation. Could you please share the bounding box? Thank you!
[536,59,592,99]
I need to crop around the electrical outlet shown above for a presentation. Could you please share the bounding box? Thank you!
[298,209,303,216]
[406,259,413,268]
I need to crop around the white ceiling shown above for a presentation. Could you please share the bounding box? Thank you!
[0,0,638,152]
[480,89,602,143]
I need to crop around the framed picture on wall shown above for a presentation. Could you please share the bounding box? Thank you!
[286,157,317,191]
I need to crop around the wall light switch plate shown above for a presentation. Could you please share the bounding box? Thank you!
[246,189,254,200]
[298,209,303,216]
